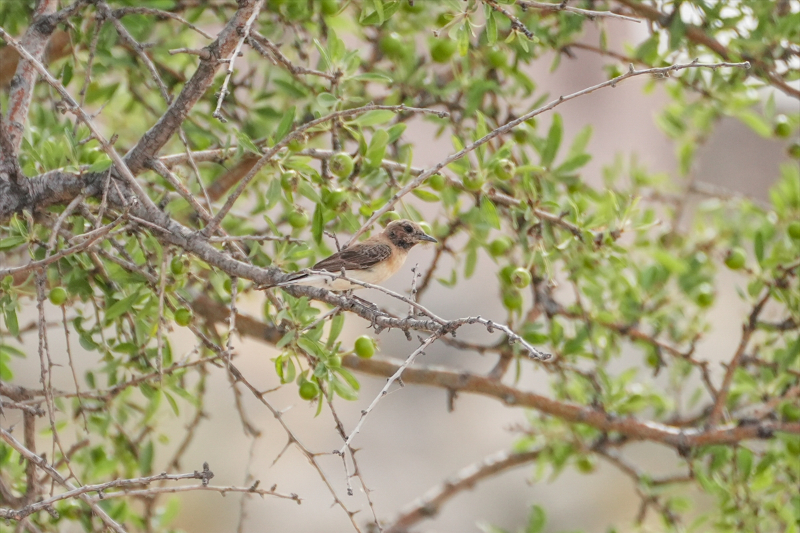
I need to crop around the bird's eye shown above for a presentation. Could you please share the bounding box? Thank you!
[403,224,412,233]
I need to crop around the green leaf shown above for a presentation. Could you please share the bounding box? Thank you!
[312,204,324,244]
[372,0,384,24]
[365,129,389,169]
[480,197,501,229]
[88,158,112,173]
[139,440,154,476]
[412,189,439,202]
[275,106,295,141]
[540,114,562,168]
[3,308,19,337]
[486,8,497,45]
[104,290,141,322]
[464,246,477,279]
[235,130,261,155]
[754,231,764,264]
[351,110,396,127]
[330,375,358,400]
[327,312,344,348]
[525,505,547,533]
[736,110,772,138]
[0,236,27,251]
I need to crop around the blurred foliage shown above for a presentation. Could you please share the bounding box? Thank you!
[1,0,799,532]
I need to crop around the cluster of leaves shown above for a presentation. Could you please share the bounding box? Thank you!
[1,0,799,532]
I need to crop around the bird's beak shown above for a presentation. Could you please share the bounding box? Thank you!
[418,232,437,243]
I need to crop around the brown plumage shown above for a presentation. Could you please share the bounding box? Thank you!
[272,219,437,291]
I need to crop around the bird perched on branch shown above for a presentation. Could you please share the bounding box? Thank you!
[269,219,437,291]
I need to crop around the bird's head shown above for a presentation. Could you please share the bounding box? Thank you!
[383,219,437,250]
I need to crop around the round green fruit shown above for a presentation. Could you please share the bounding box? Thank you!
[287,210,309,229]
[48,287,67,306]
[511,268,532,289]
[323,188,348,209]
[502,289,523,311]
[486,47,506,69]
[788,221,800,241]
[354,335,376,359]
[299,380,320,400]
[774,115,791,138]
[494,158,516,181]
[487,237,513,257]
[329,152,355,179]
[430,39,457,63]
[174,307,192,326]
[462,171,485,191]
[724,247,746,270]
[320,0,338,16]
[280,170,298,190]
[694,283,714,308]
[379,33,406,60]
[789,142,800,159]
[428,173,446,191]
[170,256,185,276]
[576,456,595,473]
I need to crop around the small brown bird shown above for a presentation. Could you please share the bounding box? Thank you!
[272,219,437,291]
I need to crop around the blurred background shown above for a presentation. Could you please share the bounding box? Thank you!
[5,12,797,533]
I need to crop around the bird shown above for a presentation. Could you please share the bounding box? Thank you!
[269,219,437,291]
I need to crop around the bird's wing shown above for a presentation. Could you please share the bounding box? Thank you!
[312,242,392,272]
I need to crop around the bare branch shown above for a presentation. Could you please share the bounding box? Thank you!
[384,448,543,533]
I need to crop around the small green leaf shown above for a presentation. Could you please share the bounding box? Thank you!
[464,246,477,279]
[540,114,562,168]
[480,197,501,229]
[351,110,396,127]
[525,505,547,533]
[365,129,389,168]
[105,290,141,322]
[276,106,296,141]
[754,231,764,264]
[88,158,113,173]
[412,189,439,202]
[235,130,261,155]
[3,308,19,337]
[312,204,324,244]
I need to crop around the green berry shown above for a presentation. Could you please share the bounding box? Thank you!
[462,171,485,191]
[287,210,309,229]
[280,170,298,191]
[488,237,513,257]
[502,289,523,311]
[788,221,800,241]
[511,268,532,289]
[48,287,67,306]
[170,256,185,276]
[428,173,446,191]
[329,152,355,179]
[174,307,192,326]
[576,456,595,473]
[724,247,746,270]
[774,114,791,138]
[789,142,800,159]
[694,283,714,308]
[379,33,407,59]
[299,380,320,400]
[354,335,376,359]
[486,47,506,69]
[494,158,516,181]
[430,39,457,63]
[323,188,348,209]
